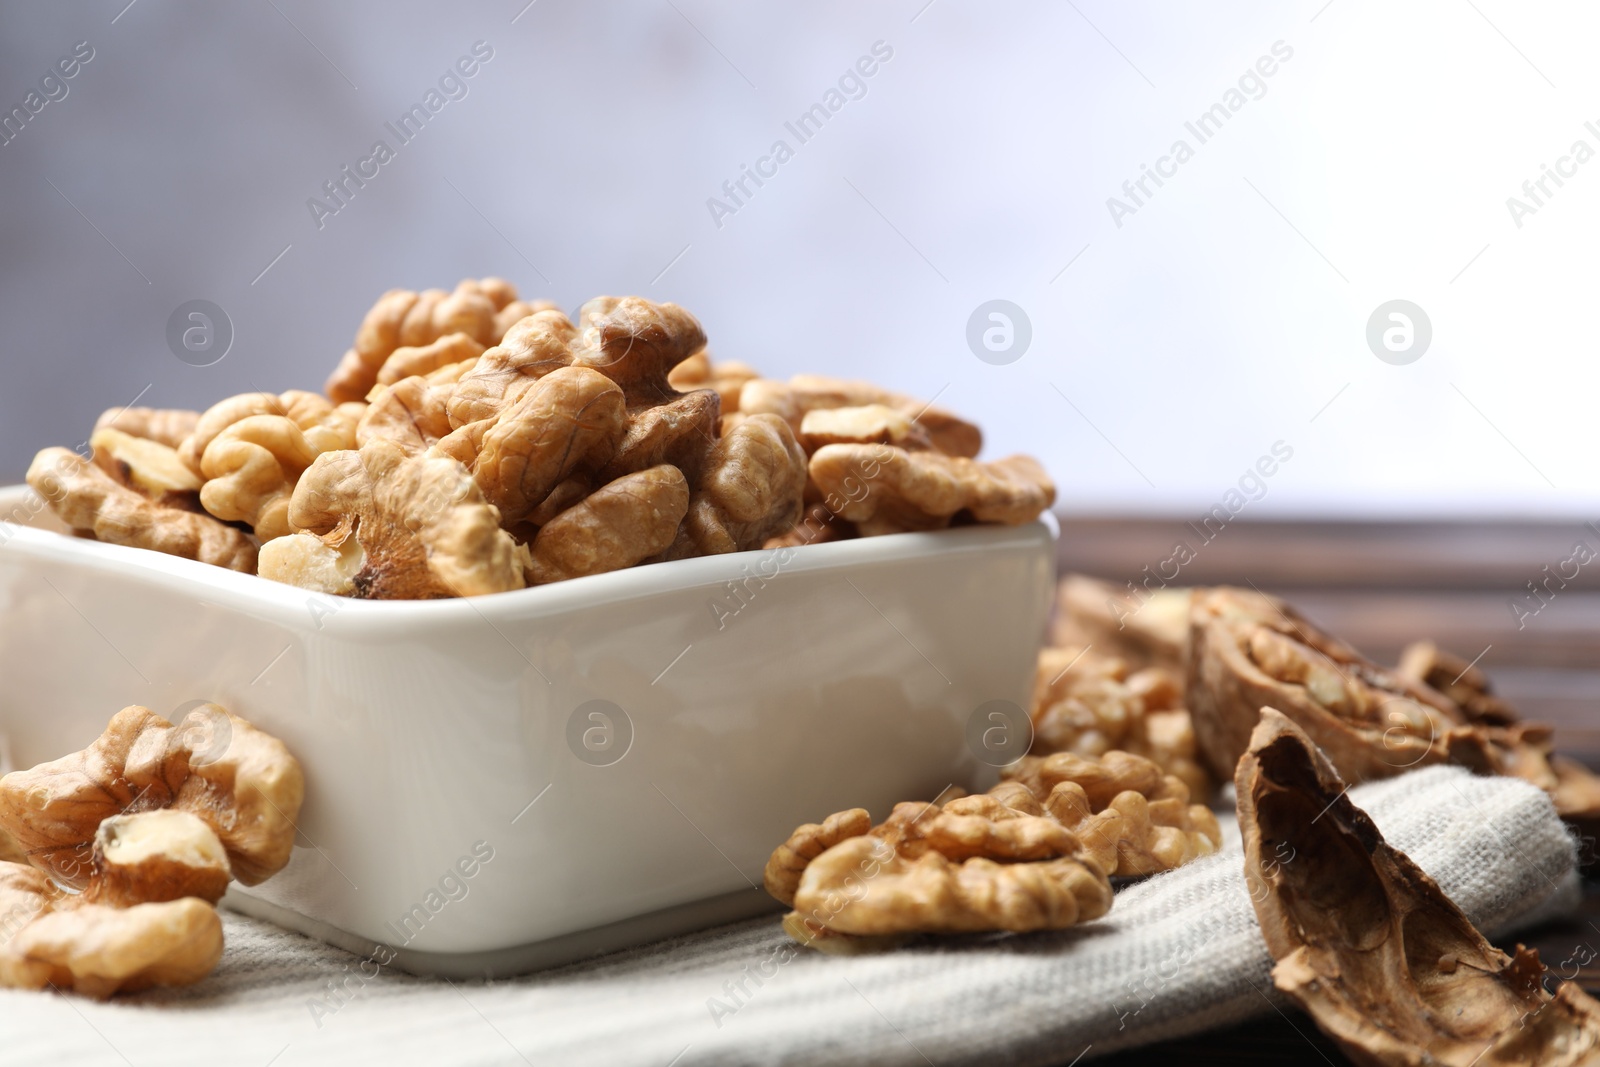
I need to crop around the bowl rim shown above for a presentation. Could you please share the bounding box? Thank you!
[0,483,1055,630]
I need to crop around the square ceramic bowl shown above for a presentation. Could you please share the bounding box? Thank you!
[0,484,1053,976]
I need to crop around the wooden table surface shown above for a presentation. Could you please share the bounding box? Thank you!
[1055,517,1600,1065]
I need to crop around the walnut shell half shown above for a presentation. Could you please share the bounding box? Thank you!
[1238,708,1600,1066]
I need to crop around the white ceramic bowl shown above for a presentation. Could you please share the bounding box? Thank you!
[0,484,1053,976]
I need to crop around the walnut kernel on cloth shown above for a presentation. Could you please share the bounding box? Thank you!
[1031,643,1213,800]
[26,447,258,573]
[1238,708,1600,1066]
[767,746,1220,952]
[778,791,1113,946]
[0,704,304,888]
[0,705,303,997]
[0,863,223,998]
[1000,750,1220,876]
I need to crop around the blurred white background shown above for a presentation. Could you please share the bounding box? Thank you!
[1,0,1594,517]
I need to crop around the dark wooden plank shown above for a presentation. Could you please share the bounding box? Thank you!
[1059,517,1600,592]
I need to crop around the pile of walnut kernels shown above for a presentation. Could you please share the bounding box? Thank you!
[25,278,1055,599]
[0,704,303,996]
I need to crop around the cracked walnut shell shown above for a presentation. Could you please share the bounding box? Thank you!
[26,448,257,573]
[1238,707,1600,1066]
[1186,587,1466,784]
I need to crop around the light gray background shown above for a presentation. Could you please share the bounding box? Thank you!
[1,1,1592,515]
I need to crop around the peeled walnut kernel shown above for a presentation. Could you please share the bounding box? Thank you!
[798,404,930,451]
[198,414,319,542]
[447,309,579,429]
[525,465,689,585]
[84,810,231,907]
[290,439,526,599]
[764,808,871,907]
[794,837,1109,938]
[1053,574,1192,672]
[449,366,627,526]
[326,279,504,404]
[257,525,364,596]
[810,445,1054,529]
[94,406,199,449]
[786,793,1112,939]
[1002,750,1220,877]
[668,352,758,412]
[179,390,359,475]
[578,298,719,484]
[26,448,258,573]
[0,705,304,997]
[374,332,487,388]
[0,863,223,997]
[358,373,457,455]
[88,427,202,499]
[1031,644,1213,799]
[747,375,981,459]
[661,414,807,558]
[0,704,304,889]
[1238,708,1600,1066]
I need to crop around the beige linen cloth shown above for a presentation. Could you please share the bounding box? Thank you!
[0,765,1578,1067]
